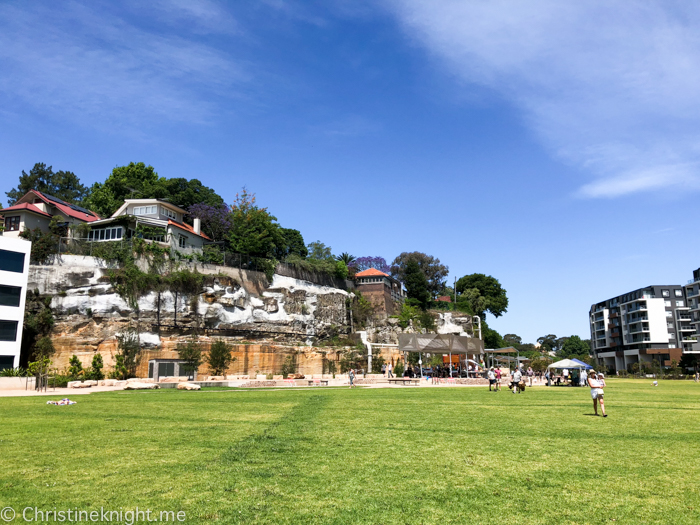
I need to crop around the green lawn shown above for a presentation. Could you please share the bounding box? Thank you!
[1,380,699,524]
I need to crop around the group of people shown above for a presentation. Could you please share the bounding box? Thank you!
[380,363,394,378]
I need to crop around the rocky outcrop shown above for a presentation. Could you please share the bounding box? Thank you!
[28,256,352,376]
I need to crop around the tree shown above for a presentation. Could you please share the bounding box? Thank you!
[336,252,356,266]
[85,162,224,218]
[558,335,591,359]
[86,162,161,218]
[68,355,84,379]
[390,252,448,298]
[537,334,558,354]
[207,339,235,376]
[276,228,308,259]
[353,256,390,274]
[112,330,141,380]
[227,188,282,258]
[503,334,522,347]
[455,274,508,319]
[6,163,90,206]
[178,339,203,379]
[307,241,333,261]
[188,203,232,242]
[482,322,505,349]
[85,353,105,381]
[403,259,431,310]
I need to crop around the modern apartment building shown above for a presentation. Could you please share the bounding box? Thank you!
[0,236,31,370]
[682,268,700,354]
[589,285,689,372]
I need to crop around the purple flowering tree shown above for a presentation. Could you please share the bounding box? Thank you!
[188,203,232,242]
[352,256,390,274]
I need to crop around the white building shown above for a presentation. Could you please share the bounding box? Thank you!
[590,285,688,372]
[86,199,209,254]
[0,236,31,370]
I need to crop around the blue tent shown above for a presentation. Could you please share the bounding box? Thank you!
[570,358,593,369]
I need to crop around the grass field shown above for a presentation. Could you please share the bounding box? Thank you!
[1,380,699,524]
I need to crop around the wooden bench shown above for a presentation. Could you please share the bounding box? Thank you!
[388,378,420,386]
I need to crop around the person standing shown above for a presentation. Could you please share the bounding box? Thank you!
[387,362,393,378]
[545,368,551,387]
[381,363,386,377]
[512,367,522,394]
[495,367,502,391]
[527,366,534,387]
[580,368,588,387]
[587,370,607,417]
[487,367,496,391]
[349,369,355,389]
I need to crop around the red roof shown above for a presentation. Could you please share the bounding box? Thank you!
[168,220,211,240]
[0,202,52,218]
[355,268,389,278]
[14,190,101,223]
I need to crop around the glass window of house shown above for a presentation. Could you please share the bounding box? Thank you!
[0,249,25,273]
[666,311,673,317]
[676,300,684,307]
[0,285,22,307]
[5,216,20,231]
[0,320,18,341]
[664,300,671,307]
[662,289,670,297]
[178,236,186,248]
[162,207,178,220]
[675,289,683,297]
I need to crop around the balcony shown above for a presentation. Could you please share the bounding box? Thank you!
[628,325,649,334]
[627,303,648,313]
[688,289,700,298]
[679,326,695,332]
[609,312,620,319]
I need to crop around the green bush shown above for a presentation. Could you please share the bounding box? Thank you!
[68,355,84,379]
[394,360,405,377]
[0,367,26,377]
[207,339,235,376]
[84,353,105,381]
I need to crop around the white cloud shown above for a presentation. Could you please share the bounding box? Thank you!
[383,0,700,197]
[0,2,247,131]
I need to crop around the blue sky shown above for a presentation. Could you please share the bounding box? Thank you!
[2,0,700,343]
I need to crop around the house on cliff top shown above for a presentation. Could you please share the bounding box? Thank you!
[87,199,210,253]
[355,268,405,316]
[0,190,100,237]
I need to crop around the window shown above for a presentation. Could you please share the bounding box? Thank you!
[675,289,683,297]
[133,205,157,216]
[0,249,25,273]
[0,285,22,307]
[662,289,670,297]
[669,332,676,339]
[0,320,18,342]
[666,311,673,318]
[158,362,175,377]
[162,207,179,220]
[5,216,20,231]
[676,300,684,307]
[664,300,671,307]
[0,355,14,371]
[88,227,124,241]
[178,236,186,248]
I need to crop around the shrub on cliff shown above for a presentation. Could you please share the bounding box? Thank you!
[109,330,141,380]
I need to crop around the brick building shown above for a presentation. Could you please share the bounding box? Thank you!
[355,268,405,316]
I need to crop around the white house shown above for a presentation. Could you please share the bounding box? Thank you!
[85,199,210,253]
[0,236,31,370]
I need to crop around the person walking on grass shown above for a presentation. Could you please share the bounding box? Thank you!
[588,370,607,417]
[349,369,355,388]
[387,362,394,378]
[512,367,522,394]
[527,366,534,387]
[487,367,496,391]
[495,367,502,391]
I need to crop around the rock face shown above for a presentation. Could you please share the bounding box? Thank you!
[28,256,351,376]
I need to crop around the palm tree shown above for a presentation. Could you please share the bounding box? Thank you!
[336,252,356,266]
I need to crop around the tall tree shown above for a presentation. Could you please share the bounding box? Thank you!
[276,228,308,259]
[482,322,505,349]
[390,252,449,298]
[403,259,431,310]
[558,336,591,359]
[503,334,522,347]
[86,162,161,218]
[537,334,558,354]
[86,162,224,218]
[6,163,90,206]
[353,256,390,274]
[227,188,282,257]
[188,203,232,242]
[307,241,334,261]
[455,273,508,319]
